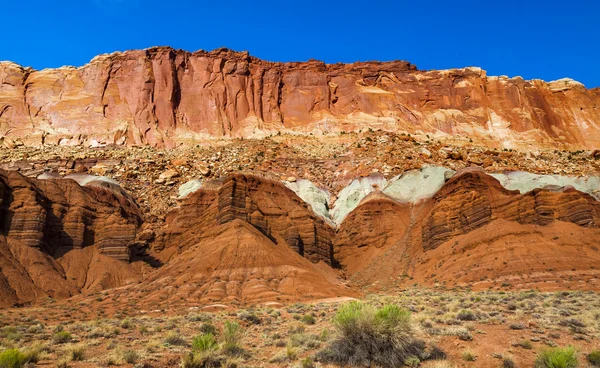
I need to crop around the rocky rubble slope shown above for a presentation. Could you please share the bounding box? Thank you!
[1,47,600,149]
[0,131,599,308]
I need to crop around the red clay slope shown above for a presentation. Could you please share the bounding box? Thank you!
[1,47,599,149]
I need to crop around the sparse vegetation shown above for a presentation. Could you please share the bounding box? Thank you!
[0,348,39,368]
[0,289,597,366]
[462,349,476,361]
[164,332,187,346]
[122,349,139,364]
[52,331,73,344]
[588,350,600,367]
[221,321,244,356]
[535,346,578,368]
[317,301,424,367]
[192,333,218,352]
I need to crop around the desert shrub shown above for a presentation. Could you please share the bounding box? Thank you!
[462,349,476,361]
[0,327,22,342]
[53,331,73,344]
[316,301,424,367]
[509,323,526,330]
[200,323,218,336]
[164,332,187,346]
[535,346,578,368]
[588,350,600,366]
[299,357,316,368]
[516,340,533,349]
[405,356,421,367]
[26,324,43,334]
[180,351,223,368]
[120,318,133,329]
[426,345,447,360]
[70,345,86,361]
[456,310,476,321]
[301,314,316,325]
[269,344,297,363]
[0,348,38,368]
[502,357,517,368]
[122,350,139,364]
[221,321,244,356]
[457,330,473,341]
[289,333,321,349]
[192,333,218,352]
[187,313,211,323]
[237,311,261,325]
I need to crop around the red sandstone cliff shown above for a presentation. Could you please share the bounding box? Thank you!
[1,47,599,149]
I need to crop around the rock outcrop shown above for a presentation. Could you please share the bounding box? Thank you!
[0,170,142,306]
[158,173,334,265]
[1,47,600,149]
[336,168,600,290]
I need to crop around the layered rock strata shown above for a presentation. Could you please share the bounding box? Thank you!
[1,47,599,149]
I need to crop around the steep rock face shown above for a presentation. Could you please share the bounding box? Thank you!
[421,169,600,250]
[159,173,335,265]
[1,47,600,148]
[336,169,600,290]
[0,170,141,260]
[0,170,142,306]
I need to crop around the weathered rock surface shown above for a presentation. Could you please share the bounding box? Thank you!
[336,168,600,291]
[1,47,600,149]
[128,219,352,307]
[158,173,335,265]
[0,169,142,306]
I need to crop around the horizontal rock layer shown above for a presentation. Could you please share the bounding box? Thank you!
[1,47,600,148]
[0,170,143,306]
[160,173,334,265]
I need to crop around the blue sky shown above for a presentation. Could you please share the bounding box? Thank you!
[3,0,599,87]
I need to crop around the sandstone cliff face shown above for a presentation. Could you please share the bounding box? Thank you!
[0,170,141,260]
[1,47,599,149]
[158,173,334,265]
[421,169,600,250]
[336,168,600,290]
[0,170,142,306]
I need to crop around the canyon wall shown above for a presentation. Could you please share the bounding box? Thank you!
[1,47,599,149]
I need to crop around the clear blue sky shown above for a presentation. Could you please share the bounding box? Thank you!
[2,0,599,87]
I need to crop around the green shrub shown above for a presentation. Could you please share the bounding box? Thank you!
[53,331,73,344]
[120,318,133,329]
[0,349,32,368]
[180,351,223,368]
[405,356,421,367]
[221,321,244,356]
[587,350,600,367]
[237,311,261,325]
[535,346,578,368]
[192,333,218,352]
[316,301,423,367]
